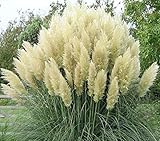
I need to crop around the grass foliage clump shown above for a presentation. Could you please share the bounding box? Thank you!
[1,4,159,141]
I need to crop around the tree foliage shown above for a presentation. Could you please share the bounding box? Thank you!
[124,0,160,98]
[44,0,67,27]
[0,23,22,70]
[90,0,115,15]
[18,17,43,47]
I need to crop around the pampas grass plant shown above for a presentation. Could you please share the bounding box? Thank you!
[1,4,159,141]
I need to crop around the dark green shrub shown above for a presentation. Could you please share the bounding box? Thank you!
[0,23,21,70]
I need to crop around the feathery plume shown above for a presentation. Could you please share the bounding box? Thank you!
[1,68,26,94]
[44,62,53,95]
[1,84,19,100]
[79,43,90,81]
[48,58,61,95]
[107,77,119,110]
[72,36,81,63]
[139,62,159,97]
[92,38,109,71]
[63,43,76,76]
[59,75,72,107]
[74,63,83,95]
[110,55,123,81]
[110,47,140,94]
[81,29,91,51]
[63,21,74,42]
[22,41,33,53]
[13,58,26,80]
[39,27,53,59]
[64,68,73,87]
[93,69,107,102]
[130,41,140,58]
[128,56,140,83]
[88,61,97,97]
[29,47,45,80]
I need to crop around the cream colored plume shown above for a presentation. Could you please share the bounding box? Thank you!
[1,84,19,100]
[110,55,123,81]
[22,41,33,55]
[63,42,76,76]
[1,69,26,94]
[129,56,140,83]
[107,77,119,110]
[72,36,81,63]
[139,62,159,97]
[47,58,61,95]
[62,21,74,42]
[29,46,45,80]
[74,63,83,95]
[59,75,72,107]
[81,29,91,51]
[64,68,73,87]
[93,69,107,102]
[92,36,109,71]
[44,62,53,95]
[130,41,140,58]
[88,61,97,97]
[79,44,90,81]
[39,27,53,59]
[13,57,26,80]
[48,17,64,67]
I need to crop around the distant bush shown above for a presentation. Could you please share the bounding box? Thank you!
[18,17,43,47]
[0,23,21,70]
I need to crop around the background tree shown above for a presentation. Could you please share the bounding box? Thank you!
[124,0,160,99]
[0,22,21,70]
[44,0,67,27]
[90,0,115,15]
[18,17,43,47]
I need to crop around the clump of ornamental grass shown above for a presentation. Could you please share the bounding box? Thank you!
[1,5,159,141]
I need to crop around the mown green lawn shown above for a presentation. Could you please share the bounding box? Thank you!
[0,102,27,141]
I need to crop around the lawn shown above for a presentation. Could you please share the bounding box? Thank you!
[0,99,27,141]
